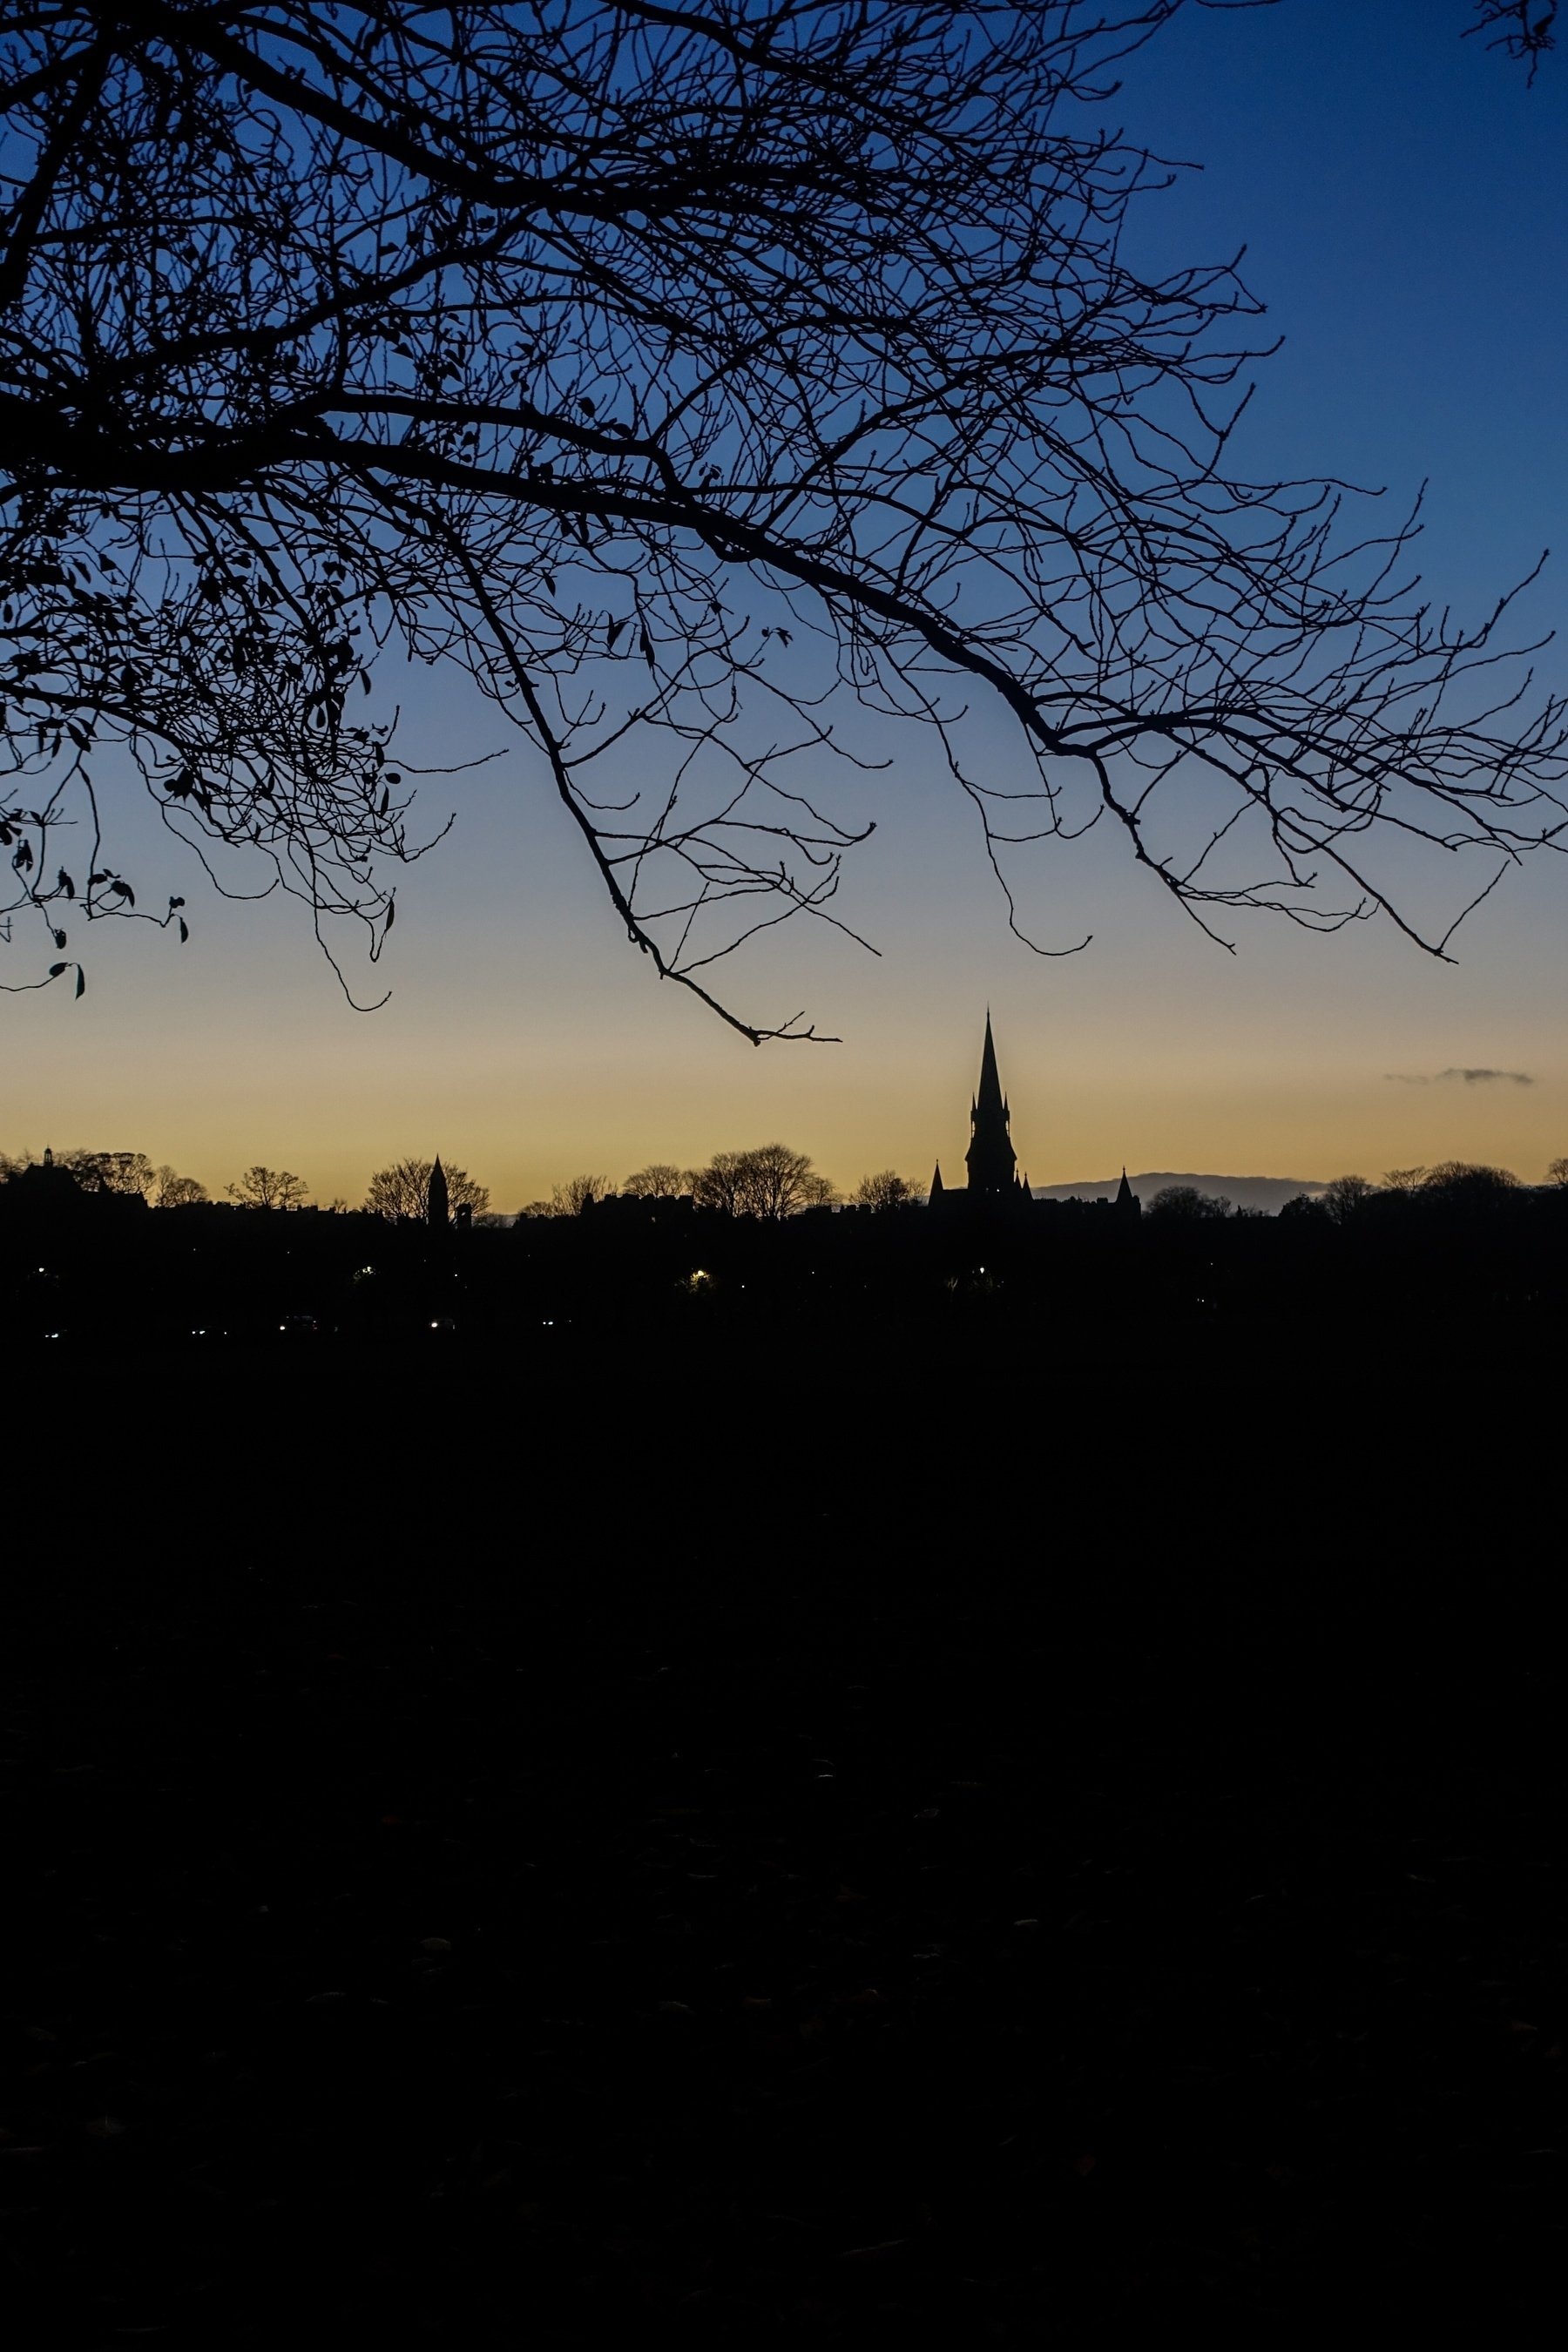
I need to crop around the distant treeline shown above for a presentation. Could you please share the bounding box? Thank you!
[0,1140,914,1220]
[3,1146,1567,1344]
[13,1141,1561,1229]
[0,1149,490,1217]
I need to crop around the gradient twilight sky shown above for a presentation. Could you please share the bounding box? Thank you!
[5,0,1567,1208]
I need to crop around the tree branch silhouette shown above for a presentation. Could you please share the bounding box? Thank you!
[1466,3,1557,83]
[3,3,1565,1032]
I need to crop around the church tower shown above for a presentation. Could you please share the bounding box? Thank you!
[427,1155,449,1229]
[964,1013,1020,1198]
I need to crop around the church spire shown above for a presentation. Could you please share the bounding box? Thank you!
[427,1154,449,1228]
[975,1010,1004,1124]
[964,1011,1017,1196]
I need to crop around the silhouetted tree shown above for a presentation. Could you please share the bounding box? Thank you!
[1382,1168,1430,1197]
[688,1145,835,1218]
[1322,1173,1377,1222]
[54,1149,156,1198]
[4,4,1565,1028]
[623,1165,687,1200]
[558,1173,612,1216]
[227,1165,308,1210]
[364,1156,488,1220]
[853,1171,926,1210]
[1417,1159,1521,1199]
[0,1149,193,1202]
[1148,1185,1230,1221]
[519,1174,612,1218]
[1547,1156,1568,1186]
[152,1166,208,1206]
[1279,1192,1330,1222]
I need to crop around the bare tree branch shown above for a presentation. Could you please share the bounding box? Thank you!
[2,3,1563,1028]
[1466,3,1557,83]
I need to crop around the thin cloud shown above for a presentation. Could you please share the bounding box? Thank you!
[1386,1067,1533,1086]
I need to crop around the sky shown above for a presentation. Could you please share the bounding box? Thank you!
[5,0,1567,1207]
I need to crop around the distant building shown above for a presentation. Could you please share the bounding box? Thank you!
[929,1015,1033,1214]
[929,1019,1140,1221]
[427,1155,449,1229]
[0,1147,144,1221]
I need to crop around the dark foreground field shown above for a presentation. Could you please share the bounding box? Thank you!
[3,1323,1564,2343]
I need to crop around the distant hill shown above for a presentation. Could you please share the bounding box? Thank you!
[1031,1172,1326,1215]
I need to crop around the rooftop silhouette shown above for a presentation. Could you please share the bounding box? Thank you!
[932,1014,1035,1213]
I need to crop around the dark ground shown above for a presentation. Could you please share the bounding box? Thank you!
[3,1322,1564,2343]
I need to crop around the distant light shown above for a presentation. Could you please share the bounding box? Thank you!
[44,1330,62,1340]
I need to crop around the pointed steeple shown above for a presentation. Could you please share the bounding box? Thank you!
[427,1154,449,1228]
[1114,1166,1140,1218]
[976,1010,1004,1121]
[964,1011,1017,1196]
[930,1161,945,1200]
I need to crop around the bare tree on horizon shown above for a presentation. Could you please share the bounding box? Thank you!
[227,1164,308,1210]
[3,3,1565,1032]
[622,1164,687,1200]
[854,1170,928,1211]
[365,1155,489,1220]
[689,1143,835,1218]
[519,1173,612,1217]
